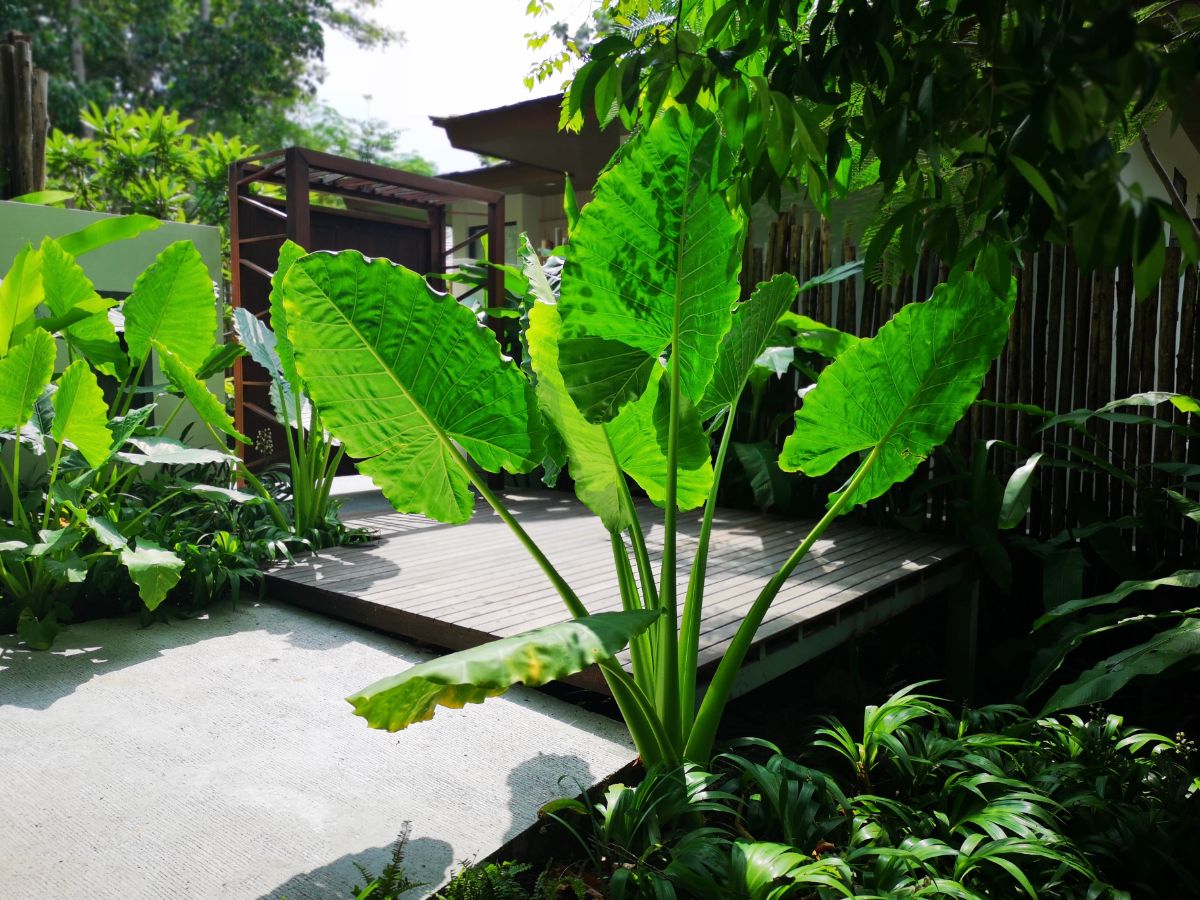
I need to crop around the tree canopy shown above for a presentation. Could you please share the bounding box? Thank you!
[3,0,398,144]
[529,0,1200,290]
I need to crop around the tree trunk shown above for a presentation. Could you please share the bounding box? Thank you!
[69,0,86,83]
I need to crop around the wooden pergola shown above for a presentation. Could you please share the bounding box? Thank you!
[228,147,506,468]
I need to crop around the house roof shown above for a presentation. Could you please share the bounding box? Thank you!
[431,94,621,190]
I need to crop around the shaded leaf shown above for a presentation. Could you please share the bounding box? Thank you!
[999,453,1043,530]
[1042,618,1200,714]
[349,610,659,731]
[733,441,792,512]
[1035,570,1200,629]
[121,540,185,611]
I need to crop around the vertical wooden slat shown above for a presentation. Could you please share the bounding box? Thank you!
[1173,265,1197,463]
[1043,246,1064,534]
[1114,265,1136,523]
[1157,248,1182,559]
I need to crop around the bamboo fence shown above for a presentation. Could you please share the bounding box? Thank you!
[747,207,1200,558]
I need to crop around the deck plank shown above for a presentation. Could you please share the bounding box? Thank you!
[269,491,969,692]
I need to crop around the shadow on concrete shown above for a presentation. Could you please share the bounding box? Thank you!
[261,834,454,900]
[503,753,596,846]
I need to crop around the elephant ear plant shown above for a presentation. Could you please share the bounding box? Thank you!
[0,216,287,648]
[280,106,1015,765]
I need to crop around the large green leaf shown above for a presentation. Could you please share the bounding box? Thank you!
[120,539,184,611]
[1041,617,1200,714]
[123,241,217,371]
[557,105,743,422]
[698,273,798,420]
[349,610,659,731]
[39,240,126,378]
[281,250,547,524]
[0,329,56,431]
[51,360,113,467]
[0,244,44,355]
[526,296,712,530]
[780,271,1015,508]
[153,341,248,443]
[268,239,307,388]
[56,214,160,257]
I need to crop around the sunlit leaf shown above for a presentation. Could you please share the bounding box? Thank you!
[780,272,1014,508]
[0,329,56,431]
[123,241,217,371]
[282,250,547,524]
[51,360,113,467]
[349,610,659,731]
[557,105,743,422]
[154,341,248,443]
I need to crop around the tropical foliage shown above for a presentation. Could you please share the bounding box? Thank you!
[532,0,1200,288]
[275,104,1014,765]
[544,688,1199,898]
[0,216,355,648]
[1,0,398,141]
[46,106,255,226]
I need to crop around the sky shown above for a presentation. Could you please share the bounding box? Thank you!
[316,1,593,173]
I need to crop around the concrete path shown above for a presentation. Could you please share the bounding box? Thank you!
[0,600,634,899]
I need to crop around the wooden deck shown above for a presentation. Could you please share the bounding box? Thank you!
[268,491,973,696]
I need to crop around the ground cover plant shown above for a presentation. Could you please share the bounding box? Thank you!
[539,686,1199,898]
[0,215,355,647]
[275,104,1015,766]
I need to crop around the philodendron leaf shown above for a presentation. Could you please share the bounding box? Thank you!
[282,250,547,524]
[51,360,113,467]
[121,540,184,611]
[557,104,743,422]
[39,239,126,378]
[153,341,248,444]
[780,271,1015,508]
[0,244,44,354]
[526,296,712,530]
[0,329,56,431]
[1041,617,1200,714]
[123,241,217,372]
[349,610,659,731]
